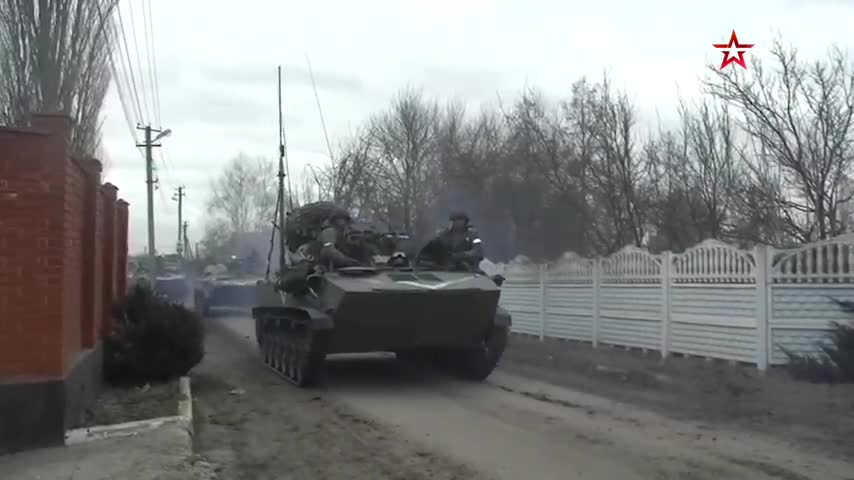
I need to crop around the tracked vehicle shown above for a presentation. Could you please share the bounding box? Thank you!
[251,204,511,387]
[194,254,264,315]
[253,264,511,386]
[252,68,509,387]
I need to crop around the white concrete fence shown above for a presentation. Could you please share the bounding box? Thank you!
[491,234,854,369]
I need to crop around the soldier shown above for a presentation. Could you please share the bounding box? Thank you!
[316,208,361,268]
[427,210,484,271]
[279,208,361,294]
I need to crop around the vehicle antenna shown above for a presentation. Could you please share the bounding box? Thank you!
[266,65,292,280]
[306,54,336,199]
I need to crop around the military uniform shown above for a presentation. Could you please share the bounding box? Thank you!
[316,215,361,268]
[278,210,360,294]
[429,211,484,271]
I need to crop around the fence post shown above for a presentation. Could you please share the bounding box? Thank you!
[754,245,770,371]
[660,251,672,359]
[538,263,547,341]
[592,258,601,347]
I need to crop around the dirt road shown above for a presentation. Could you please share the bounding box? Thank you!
[195,314,853,479]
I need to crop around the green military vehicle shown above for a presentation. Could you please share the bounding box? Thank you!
[251,201,511,387]
[194,251,265,315]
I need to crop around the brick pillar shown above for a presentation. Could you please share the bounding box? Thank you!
[100,183,118,339]
[116,199,129,299]
[0,114,71,377]
[92,190,104,342]
[30,114,72,158]
[79,158,102,348]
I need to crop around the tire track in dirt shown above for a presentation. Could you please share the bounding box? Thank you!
[191,314,489,480]
[214,313,853,480]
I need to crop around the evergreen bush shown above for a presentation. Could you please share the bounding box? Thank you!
[784,299,854,383]
[104,283,204,385]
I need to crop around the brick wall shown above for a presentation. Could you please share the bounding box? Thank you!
[79,158,101,349]
[0,114,129,379]
[92,187,104,345]
[62,157,84,368]
[100,184,117,339]
[116,200,129,297]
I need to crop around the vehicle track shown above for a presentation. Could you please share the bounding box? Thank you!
[191,313,487,480]
[212,313,854,480]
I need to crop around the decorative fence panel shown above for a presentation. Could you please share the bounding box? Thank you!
[500,262,543,337]
[768,237,854,364]
[598,247,663,351]
[543,253,595,341]
[495,235,854,369]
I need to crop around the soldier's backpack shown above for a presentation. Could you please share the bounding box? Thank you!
[284,201,349,253]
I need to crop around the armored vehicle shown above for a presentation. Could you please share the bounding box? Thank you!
[194,253,264,315]
[251,203,511,387]
[155,254,190,304]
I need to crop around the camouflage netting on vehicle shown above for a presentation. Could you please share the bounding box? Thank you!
[285,201,350,253]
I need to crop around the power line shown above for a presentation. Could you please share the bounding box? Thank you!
[115,2,145,123]
[147,0,162,127]
[97,2,138,144]
[114,14,141,127]
[142,0,161,127]
[158,140,174,174]
[115,30,143,132]
[112,20,146,161]
[154,165,172,212]
[127,0,151,123]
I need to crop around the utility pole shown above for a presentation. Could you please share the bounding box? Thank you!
[136,124,172,280]
[173,186,185,255]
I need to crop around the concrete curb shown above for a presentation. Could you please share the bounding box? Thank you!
[65,376,193,446]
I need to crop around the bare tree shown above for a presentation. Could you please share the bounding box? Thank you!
[499,87,586,257]
[704,39,854,242]
[301,36,853,261]
[589,76,648,251]
[646,99,745,251]
[431,102,524,259]
[0,0,118,157]
[297,165,322,206]
[207,152,277,238]
[365,87,439,236]
[329,129,378,209]
[200,218,231,261]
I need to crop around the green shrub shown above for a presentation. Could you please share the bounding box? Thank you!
[104,283,205,385]
[784,299,854,383]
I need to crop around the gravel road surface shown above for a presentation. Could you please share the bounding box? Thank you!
[194,313,853,480]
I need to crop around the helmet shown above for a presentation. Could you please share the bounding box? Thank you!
[329,207,351,222]
[448,210,469,221]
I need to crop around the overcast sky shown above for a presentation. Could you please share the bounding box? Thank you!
[99,0,854,255]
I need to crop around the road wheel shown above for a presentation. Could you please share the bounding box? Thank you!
[456,325,509,381]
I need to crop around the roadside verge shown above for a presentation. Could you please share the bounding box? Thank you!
[65,376,193,445]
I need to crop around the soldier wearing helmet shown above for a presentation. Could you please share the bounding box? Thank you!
[427,210,484,271]
[316,208,361,268]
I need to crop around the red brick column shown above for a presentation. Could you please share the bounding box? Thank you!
[79,158,102,348]
[100,183,118,339]
[0,114,71,377]
[92,189,104,341]
[115,199,129,299]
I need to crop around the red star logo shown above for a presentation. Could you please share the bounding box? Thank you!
[713,30,754,70]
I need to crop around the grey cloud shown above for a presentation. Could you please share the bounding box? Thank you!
[158,90,302,131]
[199,63,369,96]
[411,67,514,104]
